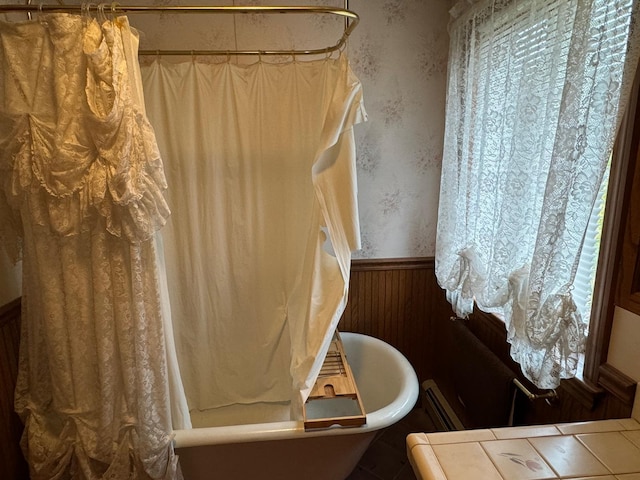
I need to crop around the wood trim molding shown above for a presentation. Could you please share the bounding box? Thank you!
[351,257,434,271]
[598,362,638,405]
[584,72,640,381]
[616,128,640,314]
[561,377,604,411]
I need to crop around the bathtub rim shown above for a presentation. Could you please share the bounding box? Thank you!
[172,332,419,449]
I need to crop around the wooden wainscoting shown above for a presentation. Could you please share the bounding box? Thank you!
[433,308,637,427]
[3,257,635,471]
[0,297,28,480]
[338,257,453,386]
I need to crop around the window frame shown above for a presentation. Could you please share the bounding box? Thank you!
[583,71,640,386]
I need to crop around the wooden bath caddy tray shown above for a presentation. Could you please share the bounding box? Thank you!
[303,331,366,430]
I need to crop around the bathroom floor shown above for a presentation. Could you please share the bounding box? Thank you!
[346,406,439,480]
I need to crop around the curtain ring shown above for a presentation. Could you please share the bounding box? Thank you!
[81,3,91,21]
[337,42,347,57]
[37,1,47,24]
[97,3,106,22]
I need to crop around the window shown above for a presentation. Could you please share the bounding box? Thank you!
[574,160,609,333]
[437,0,639,388]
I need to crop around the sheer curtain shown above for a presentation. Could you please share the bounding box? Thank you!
[436,0,640,388]
[141,55,366,420]
[0,14,185,479]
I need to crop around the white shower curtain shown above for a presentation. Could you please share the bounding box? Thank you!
[0,14,185,479]
[141,55,366,418]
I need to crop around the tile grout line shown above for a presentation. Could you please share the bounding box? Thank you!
[478,439,507,480]
[524,437,561,479]
[478,437,561,480]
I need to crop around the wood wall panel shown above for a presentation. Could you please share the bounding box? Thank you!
[0,297,28,480]
[338,258,452,386]
[2,257,634,474]
[444,308,636,426]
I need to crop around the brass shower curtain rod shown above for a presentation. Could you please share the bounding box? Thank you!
[0,3,359,56]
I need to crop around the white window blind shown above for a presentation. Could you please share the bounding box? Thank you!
[472,0,620,331]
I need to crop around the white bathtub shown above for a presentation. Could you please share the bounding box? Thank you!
[173,332,420,480]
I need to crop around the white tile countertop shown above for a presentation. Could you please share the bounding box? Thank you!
[407,418,640,480]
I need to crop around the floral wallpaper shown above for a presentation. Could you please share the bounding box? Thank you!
[129,0,452,259]
[348,1,450,258]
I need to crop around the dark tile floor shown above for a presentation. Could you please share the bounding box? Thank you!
[346,407,439,480]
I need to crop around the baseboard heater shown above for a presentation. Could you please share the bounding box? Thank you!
[421,379,464,432]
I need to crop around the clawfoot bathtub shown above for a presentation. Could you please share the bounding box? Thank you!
[173,332,420,480]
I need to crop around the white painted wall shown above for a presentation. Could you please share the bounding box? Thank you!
[607,307,640,420]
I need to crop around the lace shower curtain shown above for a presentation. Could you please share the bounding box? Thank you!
[141,55,366,419]
[436,0,640,389]
[0,14,187,479]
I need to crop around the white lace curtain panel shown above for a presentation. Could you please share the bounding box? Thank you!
[140,56,366,419]
[0,15,186,479]
[436,0,640,388]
